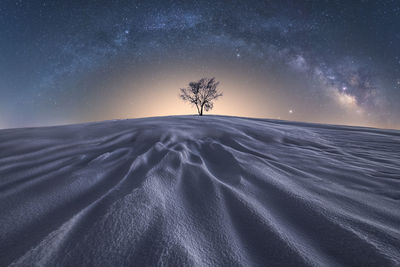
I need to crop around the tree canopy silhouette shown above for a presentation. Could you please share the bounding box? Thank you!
[179,77,222,116]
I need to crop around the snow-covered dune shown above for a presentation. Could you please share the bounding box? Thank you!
[1,115,400,266]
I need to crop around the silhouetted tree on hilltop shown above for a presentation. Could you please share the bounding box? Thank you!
[179,77,222,116]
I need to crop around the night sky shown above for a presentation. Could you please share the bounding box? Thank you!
[1,0,400,129]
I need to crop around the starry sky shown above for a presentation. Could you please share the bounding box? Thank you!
[1,0,400,129]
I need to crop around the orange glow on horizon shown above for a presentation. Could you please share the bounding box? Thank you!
[71,63,398,130]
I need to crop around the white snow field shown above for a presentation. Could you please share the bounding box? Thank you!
[1,115,400,266]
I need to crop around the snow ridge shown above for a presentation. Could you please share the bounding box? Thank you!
[0,116,399,266]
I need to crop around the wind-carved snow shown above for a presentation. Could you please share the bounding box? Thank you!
[0,115,399,266]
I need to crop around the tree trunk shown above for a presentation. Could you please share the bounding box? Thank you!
[200,105,203,116]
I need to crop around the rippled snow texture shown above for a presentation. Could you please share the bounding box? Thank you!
[1,116,400,266]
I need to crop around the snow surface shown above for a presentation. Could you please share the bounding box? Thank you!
[1,115,400,266]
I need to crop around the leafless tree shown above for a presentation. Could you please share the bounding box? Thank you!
[179,77,222,116]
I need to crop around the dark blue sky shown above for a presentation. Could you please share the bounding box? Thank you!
[1,0,400,129]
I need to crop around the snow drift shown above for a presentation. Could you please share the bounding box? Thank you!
[0,115,399,266]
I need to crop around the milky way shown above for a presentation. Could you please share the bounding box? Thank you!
[1,0,399,129]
